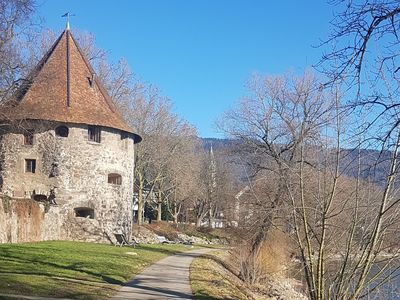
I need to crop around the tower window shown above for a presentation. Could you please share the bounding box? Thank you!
[88,126,101,143]
[55,126,69,137]
[108,173,122,185]
[74,207,95,219]
[23,130,34,145]
[25,159,36,173]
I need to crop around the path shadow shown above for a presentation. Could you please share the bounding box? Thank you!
[115,281,193,299]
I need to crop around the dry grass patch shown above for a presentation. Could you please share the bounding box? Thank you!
[190,250,259,300]
[257,229,293,277]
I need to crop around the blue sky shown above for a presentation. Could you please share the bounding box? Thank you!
[36,1,335,138]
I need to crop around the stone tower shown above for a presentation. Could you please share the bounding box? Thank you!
[0,27,141,243]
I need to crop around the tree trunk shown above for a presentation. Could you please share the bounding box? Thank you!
[196,211,207,227]
[195,200,208,227]
[157,190,162,221]
[208,207,213,228]
[239,178,285,284]
[173,204,178,224]
[157,201,162,221]
[137,179,144,226]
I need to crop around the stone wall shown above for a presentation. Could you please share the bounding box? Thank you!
[0,120,135,243]
[0,197,61,243]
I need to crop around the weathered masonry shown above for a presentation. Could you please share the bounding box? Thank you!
[0,27,141,243]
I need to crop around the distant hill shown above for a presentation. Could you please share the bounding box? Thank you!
[340,148,390,185]
[200,138,391,186]
[201,138,235,151]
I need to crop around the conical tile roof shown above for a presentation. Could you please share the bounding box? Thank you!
[2,29,140,141]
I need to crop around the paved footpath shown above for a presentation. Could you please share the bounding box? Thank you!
[112,247,213,300]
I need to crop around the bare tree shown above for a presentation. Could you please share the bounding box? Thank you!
[318,1,400,90]
[119,85,198,225]
[221,69,400,298]
[220,71,330,282]
[0,0,37,104]
[142,121,198,223]
[315,2,400,297]
[161,134,199,224]
[317,0,400,129]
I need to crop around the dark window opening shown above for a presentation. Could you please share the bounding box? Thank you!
[74,207,95,219]
[108,173,122,185]
[121,132,128,140]
[87,73,95,87]
[87,77,93,87]
[33,194,47,202]
[55,126,69,137]
[88,126,101,143]
[24,130,34,145]
[25,159,36,173]
[49,162,59,177]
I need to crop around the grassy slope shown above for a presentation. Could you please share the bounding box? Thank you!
[190,251,255,300]
[0,241,188,299]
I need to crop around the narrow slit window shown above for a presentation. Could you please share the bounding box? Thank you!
[108,173,122,185]
[24,130,34,145]
[25,159,36,173]
[88,126,101,143]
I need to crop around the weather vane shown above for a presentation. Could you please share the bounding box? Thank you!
[61,12,75,30]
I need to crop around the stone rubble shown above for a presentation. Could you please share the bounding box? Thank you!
[132,226,223,245]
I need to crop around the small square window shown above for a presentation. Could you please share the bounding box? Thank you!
[24,130,34,145]
[25,159,36,173]
[88,126,101,143]
[108,173,122,185]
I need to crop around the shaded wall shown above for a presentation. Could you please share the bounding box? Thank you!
[0,197,62,243]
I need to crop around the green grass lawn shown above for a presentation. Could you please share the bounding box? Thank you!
[0,241,190,299]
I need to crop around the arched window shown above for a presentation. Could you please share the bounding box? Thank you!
[74,207,95,219]
[108,173,122,185]
[55,126,69,137]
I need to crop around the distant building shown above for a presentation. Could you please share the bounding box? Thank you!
[0,26,141,243]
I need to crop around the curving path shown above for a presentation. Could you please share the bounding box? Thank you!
[112,248,213,299]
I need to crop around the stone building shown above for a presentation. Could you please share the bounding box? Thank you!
[0,27,141,243]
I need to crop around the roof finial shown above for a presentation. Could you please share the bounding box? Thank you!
[61,12,75,30]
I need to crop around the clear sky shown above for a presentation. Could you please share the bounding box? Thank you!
[36,0,335,138]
